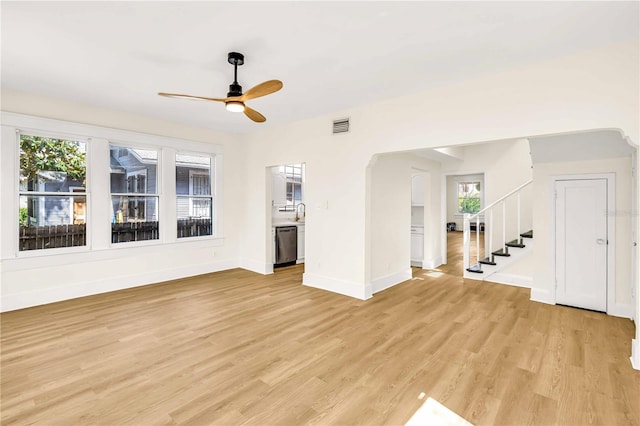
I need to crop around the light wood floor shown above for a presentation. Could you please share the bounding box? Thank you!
[1,232,638,425]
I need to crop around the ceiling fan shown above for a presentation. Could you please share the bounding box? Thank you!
[158,52,283,123]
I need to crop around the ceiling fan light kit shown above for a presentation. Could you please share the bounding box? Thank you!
[158,51,282,122]
[225,100,245,113]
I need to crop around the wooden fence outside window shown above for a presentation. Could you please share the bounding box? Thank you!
[19,219,212,250]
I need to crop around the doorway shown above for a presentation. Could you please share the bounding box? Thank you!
[554,175,614,312]
[441,172,485,265]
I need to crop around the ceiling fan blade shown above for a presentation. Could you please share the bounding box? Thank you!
[240,80,283,101]
[158,92,227,102]
[244,106,266,122]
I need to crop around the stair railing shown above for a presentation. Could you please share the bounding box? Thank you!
[463,179,533,273]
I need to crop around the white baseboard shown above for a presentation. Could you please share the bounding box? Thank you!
[302,272,372,300]
[239,258,273,275]
[1,258,239,312]
[608,302,634,319]
[370,268,412,294]
[422,256,443,270]
[631,339,640,371]
[530,287,554,305]
[484,272,533,288]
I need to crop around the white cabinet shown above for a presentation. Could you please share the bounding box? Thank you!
[297,224,305,262]
[271,170,286,207]
[411,226,424,267]
[411,174,424,206]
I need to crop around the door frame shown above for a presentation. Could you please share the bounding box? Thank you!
[551,173,615,313]
[440,170,486,266]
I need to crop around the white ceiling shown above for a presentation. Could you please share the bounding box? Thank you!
[2,1,638,134]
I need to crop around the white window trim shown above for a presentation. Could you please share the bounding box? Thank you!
[1,112,224,264]
[15,131,91,254]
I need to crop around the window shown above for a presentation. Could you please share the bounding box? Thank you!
[18,134,87,251]
[278,164,304,212]
[176,153,213,238]
[109,145,159,243]
[458,181,481,214]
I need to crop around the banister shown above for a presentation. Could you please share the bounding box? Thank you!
[468,179,533,221]
[463,178,533,274]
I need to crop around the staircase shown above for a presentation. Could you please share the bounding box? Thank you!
[463,180,533,285]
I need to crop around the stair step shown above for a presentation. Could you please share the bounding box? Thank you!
[478,257,496,265]
[505,239,526,248]
[492,248,511,257]
[520,230,533,239]
[466,263,483,273]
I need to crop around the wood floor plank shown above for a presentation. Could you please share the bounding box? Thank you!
[1,232,638,425]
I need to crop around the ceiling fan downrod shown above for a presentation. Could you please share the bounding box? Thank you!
[227,52,244,98]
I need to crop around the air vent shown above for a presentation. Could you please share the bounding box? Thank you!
[332,118,350,134]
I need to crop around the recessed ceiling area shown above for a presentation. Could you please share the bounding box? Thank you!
[1,1,638,133]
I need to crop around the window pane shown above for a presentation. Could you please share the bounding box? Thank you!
[19,135,86,192]
[176,154,212,238]
[111,196,159,243]
[458,181,481,214]
[110,146,158,193]
[176,154,211,196]
[177,197,212,238]
[19,195,86,251]
[278,163,304,212]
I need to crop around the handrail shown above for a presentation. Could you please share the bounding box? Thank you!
[468,179,533,220]
[463,179,533,273]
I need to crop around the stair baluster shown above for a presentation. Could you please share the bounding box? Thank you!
[502,200,506,254]
[463,179,533,274]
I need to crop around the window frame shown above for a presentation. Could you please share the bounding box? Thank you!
[176,152,215,240]
[457,180,482,214]
[1,112,224,262]
[278,163,304,212]
[109,144,160,245]
[16,130,90,255]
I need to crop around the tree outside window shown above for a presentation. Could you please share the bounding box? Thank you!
[18,134,87,251]
[458,181,481,214]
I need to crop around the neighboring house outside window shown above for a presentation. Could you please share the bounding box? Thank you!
[176,153,213,238]
[458,181,481,214]
[18,133,87,251]
[109,145,159,243]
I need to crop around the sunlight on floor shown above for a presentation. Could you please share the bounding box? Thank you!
[405,396,473,426]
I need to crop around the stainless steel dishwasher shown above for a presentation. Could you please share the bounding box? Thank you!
[275,226,297,267]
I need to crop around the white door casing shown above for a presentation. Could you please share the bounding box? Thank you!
[555,178,608,312]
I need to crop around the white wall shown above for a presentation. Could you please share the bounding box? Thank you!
[366,153,441,293]
[239,40,638,301]
[1,40,638,314]
[531,157,633,318]
[0,91,245,311]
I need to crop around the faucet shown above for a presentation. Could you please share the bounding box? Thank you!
[295,203,306,222]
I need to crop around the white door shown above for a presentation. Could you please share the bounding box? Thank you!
[555,179,608,312]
